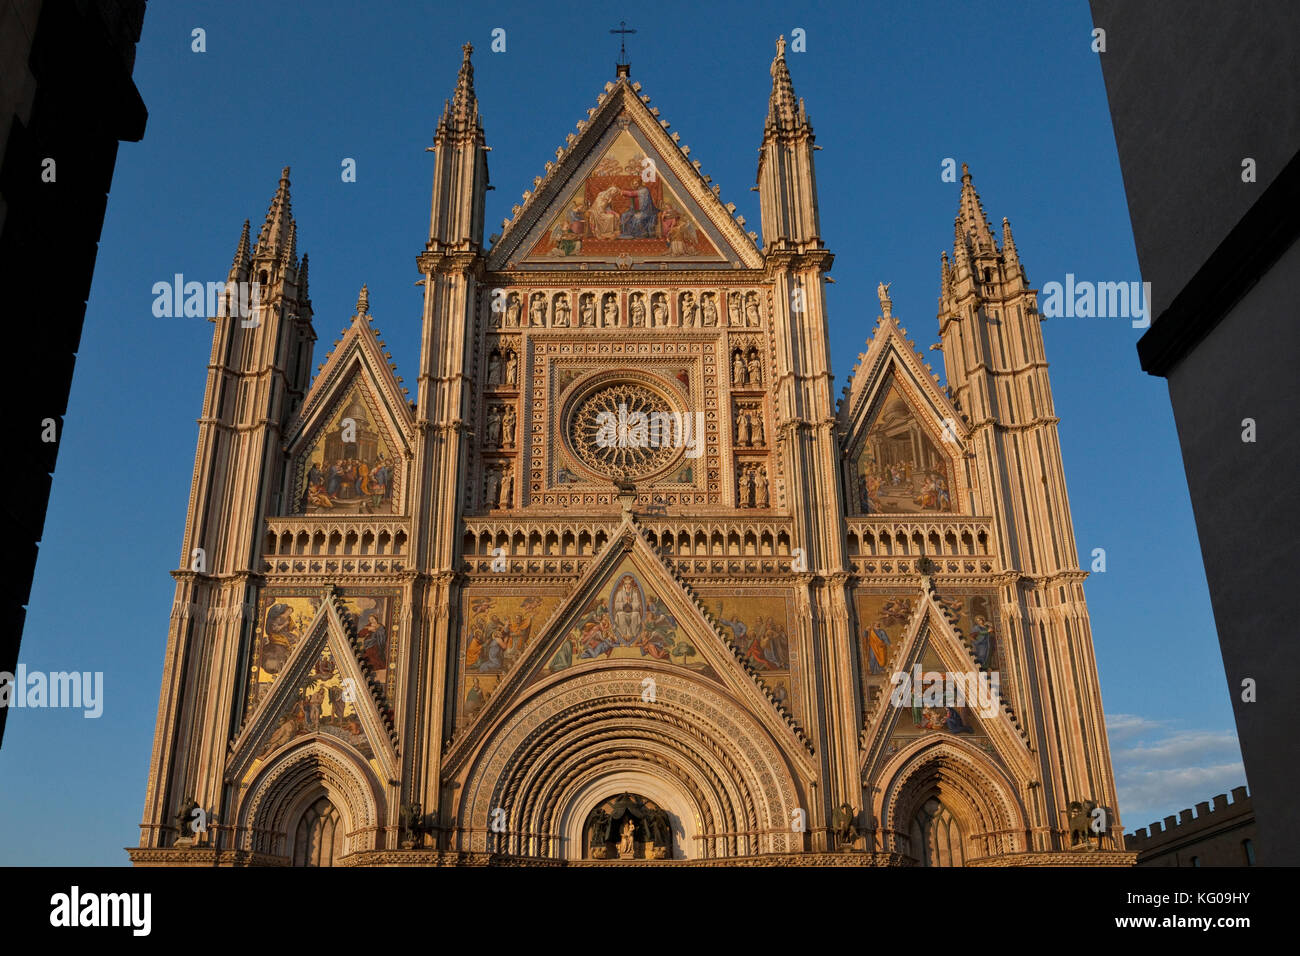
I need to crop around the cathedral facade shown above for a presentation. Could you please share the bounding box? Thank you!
[132,40,1132,866]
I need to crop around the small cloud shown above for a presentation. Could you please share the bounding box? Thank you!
[1106,714,1246,832]
[1117,763,1246,831]
[1105,712,1166,741]
[1123,730,1239,767]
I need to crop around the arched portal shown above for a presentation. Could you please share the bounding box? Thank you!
[455,667,804,861]
[872,736,1028,865]
[237,738,385,862]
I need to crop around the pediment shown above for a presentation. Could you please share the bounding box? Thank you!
[230,590,399,784]
[444,519,814,776]
[487,80,762,271]
[858,580,1031,782]
[283,315,412,517]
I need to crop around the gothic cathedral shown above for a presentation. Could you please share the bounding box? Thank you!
[132,40,1131,867]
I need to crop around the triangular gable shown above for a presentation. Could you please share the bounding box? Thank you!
[230,590,398,784]
[246,591,402,714]
[859,579,1031,782]
[487,78,762,270]
[839,312,963,445]
[839,314,971,515]
[286,307,414,471]
[443,518,814,777]
[283,310,412,515]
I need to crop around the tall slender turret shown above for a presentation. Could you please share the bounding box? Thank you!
[937,164,1122,849]
[139,168,315,850]
[409,43,492,833]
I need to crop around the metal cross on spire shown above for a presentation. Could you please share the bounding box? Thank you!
[610,20,636,72]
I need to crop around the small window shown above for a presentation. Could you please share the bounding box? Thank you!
[1243,839,1255,865]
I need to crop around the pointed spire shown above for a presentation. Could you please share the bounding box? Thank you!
[255,166,294,259]
[952,217,971,274]
[298,253,310,305]
[957,163,995,252]
[765,34,806,133]
[452,43,476,116]
[438,43,481,137]
[1001,216,1019,263]
[356,284,370,317]
[281,219,297,267]
[228,219,251,280]
[941,250,952,297]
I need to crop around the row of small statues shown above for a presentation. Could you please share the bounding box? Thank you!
[737,464,770,508]
[489,289,765,329]
[484,405,516,447]
[489,342,760,392]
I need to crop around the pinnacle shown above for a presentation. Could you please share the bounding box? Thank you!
[298,253,310,304]
[356,283,370,317]
[228,219,251,279]
[1002,216,1019,261]
[765,34,804,133]
[438,41,480,136]
[956,162,995,251]
[255,166,294,259]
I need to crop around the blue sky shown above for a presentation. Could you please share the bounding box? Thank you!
[0,0,1243,864]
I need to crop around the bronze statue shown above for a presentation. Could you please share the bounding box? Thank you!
[646,807,671,850]
[831,803,859,850]
[1067,799,1098,848]
[401,802,427,847]
[174,796,200,842]
[589,807,612,854]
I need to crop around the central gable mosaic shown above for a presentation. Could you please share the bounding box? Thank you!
[526,127,723,263]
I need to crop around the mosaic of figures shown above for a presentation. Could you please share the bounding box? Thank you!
[546,564,717,679]
[706,593,795,715]
[297,386,397,515]
[850,380,954,514]
[883,644,987,744]
[529,129,721,261]
[259,644,374,760]
[486,288,763,330]
[460,594,559,720]
[855,591,1002,758]
[247,592,401,713]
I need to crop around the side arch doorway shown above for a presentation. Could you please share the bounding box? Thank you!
[908,796,964,867]
[292,795,341,866]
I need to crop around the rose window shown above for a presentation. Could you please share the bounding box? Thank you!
[568,382,680,479]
